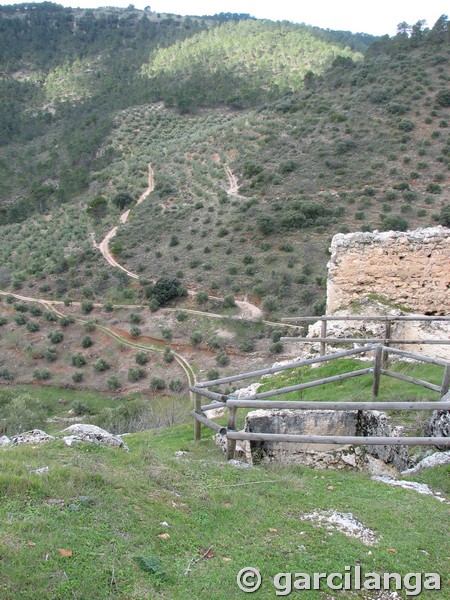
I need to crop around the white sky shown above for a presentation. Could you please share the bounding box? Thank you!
[5,1,449,36]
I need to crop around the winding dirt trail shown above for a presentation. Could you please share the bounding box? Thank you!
[225,165,240,196]
[94,166,155,279]
[93,163,262,319]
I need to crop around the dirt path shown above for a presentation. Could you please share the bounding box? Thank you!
[225,165,240,196]
[93,163,263,319]
[94,165,155,279]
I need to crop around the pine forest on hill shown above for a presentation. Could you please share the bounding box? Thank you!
[0,4,448,320]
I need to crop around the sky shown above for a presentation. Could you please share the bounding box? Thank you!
[4,0,448,36]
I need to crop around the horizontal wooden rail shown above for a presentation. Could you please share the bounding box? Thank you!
[225,400,450,411]
[281,337,450,344]
[194,345,376,388]
[190,387,228,403]
[381,346,449,367]
[189,411,227,435]
[226,431,450,447]
[282,315,450,322]
[249,368,372,400]
[201,401,227,412]
[380,369,441,392]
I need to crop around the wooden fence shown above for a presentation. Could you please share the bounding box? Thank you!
[190,344,450,460]
[280,314,450,358]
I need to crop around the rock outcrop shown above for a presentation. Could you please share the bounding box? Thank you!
[61,424,129,450]
[11,430,56,445]
[215,408,410,473]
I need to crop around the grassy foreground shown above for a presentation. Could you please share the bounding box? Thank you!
[0,423,448,599]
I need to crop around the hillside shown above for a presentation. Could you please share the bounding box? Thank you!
[0,9,448,316]
[1,422,449,599]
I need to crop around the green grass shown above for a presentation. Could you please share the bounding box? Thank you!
[0,385,192,436]
[0,424,448,599]
[257,359,444,402]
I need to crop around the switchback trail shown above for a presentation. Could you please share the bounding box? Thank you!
[93,163,263,320]
[94,165,155,279]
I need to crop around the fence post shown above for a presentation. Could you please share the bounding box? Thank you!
[440,364,450,399]
[382,319,392,368]
[194,393,202,441]
[226,406,238,460]
[320,318,327,356]
[372,346,383,399]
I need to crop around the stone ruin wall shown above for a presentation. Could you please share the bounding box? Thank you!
[327,226,450,315]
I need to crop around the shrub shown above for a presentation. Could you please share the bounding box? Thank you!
[93,359,110,372]
[238,339,255,352]
[128,366,146,382]
[426,183,441,194]
[112,192,134,210]
[43,311,57,322]
[72,401,90,416]
[176,310,188,322]
[169,379,184,392]
[256,215,276,235]
[436,89,450,107]
[148,298,160,312]
[44,347,57,362]
[0,393,47,434]
[0,368,15,381]
[29,306,42,317]
[216,352,229,366]
[26,321,40,332]
[190,331,203,347]
[81,301,94,314]
[0,317,7,326]
[150,276,182,306]
[72,353,87,367]
[81,336,93,348]
[398,119,415,132]
[14,314,28,325]
[103,302,114,312]
[48,330,63,344]
[149,377,166,390]
[270,341,284,354]
[33,368,51,380]
[135,352,149,365]
[380,216,409,231]
[14,302,29,313]
[163,348,174,363]
[392,182,410,191]
[271,329,283,343]
[130,326,141,338]
[86,195,108,219]
[60,316,75,327]
[160,327,172,341]
[84,320,96,332]
[439,205,450,227]
[262,295,277,313]
[223,294,236,309]
[72,372,83,383]
[206,369,219,381]
[196,291,208,305]
[130,312,143,324]
[107,376,121,390]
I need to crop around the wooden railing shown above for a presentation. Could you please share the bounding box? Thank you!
[190,345,450,460]
[280,314,450,358]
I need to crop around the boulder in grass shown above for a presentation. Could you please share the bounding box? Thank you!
[61,424,129,451]
[11,430,55,446]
